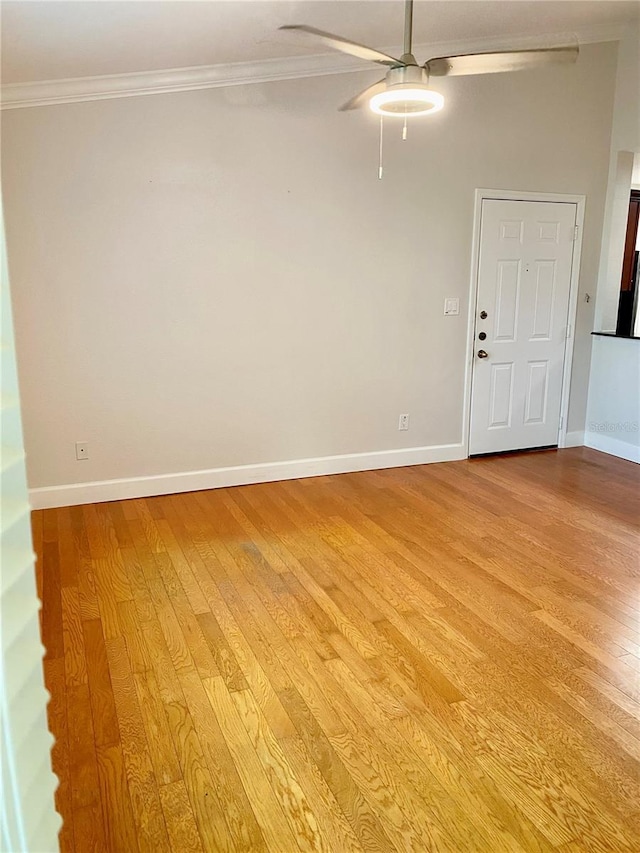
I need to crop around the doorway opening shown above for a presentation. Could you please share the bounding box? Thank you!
[615,189,640,337]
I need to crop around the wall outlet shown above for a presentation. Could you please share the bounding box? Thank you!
[398,413,410,431]
[75,442,89,461]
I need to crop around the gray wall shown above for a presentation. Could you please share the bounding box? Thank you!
[2,42,616,490]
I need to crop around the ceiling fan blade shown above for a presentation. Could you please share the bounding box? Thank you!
[339,79,387,111]
[279,25,401,66]
[426,45,578,77]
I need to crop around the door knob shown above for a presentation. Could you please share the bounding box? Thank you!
[477,349,489,359]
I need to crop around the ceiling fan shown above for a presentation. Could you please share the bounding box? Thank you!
[280,0,578,117]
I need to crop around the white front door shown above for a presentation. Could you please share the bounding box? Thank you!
[469,198,577,455]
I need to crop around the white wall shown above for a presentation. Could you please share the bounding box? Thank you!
[1,206,60,852]
[586,336,640,463]
[2,42,618,503]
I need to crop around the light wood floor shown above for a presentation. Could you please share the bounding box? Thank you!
[36,447,640,853]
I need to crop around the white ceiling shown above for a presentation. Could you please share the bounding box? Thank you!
[1,0,638,84]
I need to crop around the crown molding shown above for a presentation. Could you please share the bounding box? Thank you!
[0,21,630,111]
[0,53,364,110]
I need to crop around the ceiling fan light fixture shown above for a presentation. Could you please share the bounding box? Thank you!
[369,86,444,117]
[282,0,578,119]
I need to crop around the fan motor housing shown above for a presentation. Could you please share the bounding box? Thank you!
[371,63,444,117]
[386,64,428,87]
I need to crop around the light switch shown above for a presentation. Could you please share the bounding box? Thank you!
[444,297,460,316]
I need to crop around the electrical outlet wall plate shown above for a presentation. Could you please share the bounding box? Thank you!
[75,442,89,460]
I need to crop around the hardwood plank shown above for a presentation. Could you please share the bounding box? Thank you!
[133,669,183,786]
[42,539,64,660]
[105,635,172,852]
[106,500,135,550]
[160,563,219,679]
[545,674,640,762]
[457,655,640,836]
[129,499,166,554]
[57,506,79,588]
[163,697,238,853]
[43,504,58,544]
[290,638,462,852]
[196,611,247,691]
[203,676,303,853]
[231,686,329,852]
[92,546,133,638]
[147,574,196,673]
[66,684,107,849]
[158,781,204,853]
[83,618,120,748]
[278,683,396,852]
[83,503,117,559]
[179,669,268,852]
[453,700,638,851]
[279,731,367,853]
[199,606,297,740]
[394,711,554,853]
[154,517,211,615]
[117,598,151,674]
[71,804,107,853]
[575,666,640,727]
[374,617,465,705]
[38,448,640,853]
[61,587,87,688]
[95,743,140,853]
[71,506,101,621]
[141,618,183,704]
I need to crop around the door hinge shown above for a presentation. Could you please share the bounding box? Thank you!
[565,324,572,339]
[573,225,579,242]
[559,415,564,430]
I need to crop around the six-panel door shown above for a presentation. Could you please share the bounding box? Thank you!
[469,199,577,455]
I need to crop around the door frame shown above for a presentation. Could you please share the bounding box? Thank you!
[462,188,586,456]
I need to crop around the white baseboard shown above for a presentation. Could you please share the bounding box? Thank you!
[29,442,467,510]
[584,432,640,464]
[562,430,585,448]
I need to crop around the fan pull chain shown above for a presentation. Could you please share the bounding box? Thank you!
[402,115,408,140]
[378,115,384,180]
